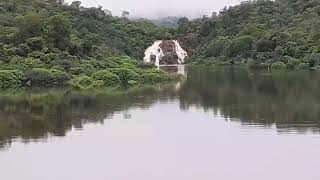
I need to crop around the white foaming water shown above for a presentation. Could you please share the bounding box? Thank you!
[173,40,188,64]
[143,40,164,66]
[143,40,188,66]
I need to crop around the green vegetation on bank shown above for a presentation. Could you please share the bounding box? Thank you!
[176,0,320,69]
[2,0,320,90]
[0,0,178,89]
[2,67,320,149]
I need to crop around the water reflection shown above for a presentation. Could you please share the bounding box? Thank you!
[1,67,320,150]
[0,86,178,150]
[160,65,187,76]
[178,67,320,134]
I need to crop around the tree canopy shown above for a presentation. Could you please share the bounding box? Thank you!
[0,0,177,89]
[175,0,320,69]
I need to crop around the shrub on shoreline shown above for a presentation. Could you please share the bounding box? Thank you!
[271,62,287,69]
[0,70,25,89]
[92,70,121,87]
[110,68,139,84]
[0,53,180,89]
[26,68,71,87]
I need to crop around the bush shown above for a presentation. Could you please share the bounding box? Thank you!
[27,68,71,87]
[297,63,310,70]
[110,68,139,84]
[74,75,94,89]
[11,69,26,81]
[69,67,81,75]
[51,65,65,71]
[92,80,105,88]
[0,70,25,89]
[101,57,120,68]
[141,73,170,83]
[40,52,60,64]
[10,57,44,70]
[50,59,73,71]
[146,68,168,75]
[303,53,320,67]
[92,70,120,87]
[102,56,138,68]
[26,37,45,50]
[136,62,156,69]
[73,76,107,89]
[287,58,301,69]
[79,63,96,76]
[271,62,287,69]
[132,68,144,75]
[120,63,136,70]
[50,69,71,84]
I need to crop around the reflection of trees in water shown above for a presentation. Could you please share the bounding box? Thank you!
[0,86,178,150]
[178,67,320,133]
[2,67,320,149]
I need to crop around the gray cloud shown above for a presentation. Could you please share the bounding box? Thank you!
[65,0,242,18]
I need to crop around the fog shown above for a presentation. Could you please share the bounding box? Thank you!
[65,0,242,19]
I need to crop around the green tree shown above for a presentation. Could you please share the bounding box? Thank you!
[27,68,71,87]
[0,70,25,89]
[271,62,287,69]
[205,36,229,57]
[229,35,255,58]
[46,15,71,50]
[15,13,44,41]
[92,70,120,87]
[110,68,140,84]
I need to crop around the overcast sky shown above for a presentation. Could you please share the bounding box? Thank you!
[65,0,242,18]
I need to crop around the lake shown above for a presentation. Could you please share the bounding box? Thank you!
[1,66,320,180]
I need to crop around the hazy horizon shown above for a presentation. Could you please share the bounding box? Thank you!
[65,0,242,19]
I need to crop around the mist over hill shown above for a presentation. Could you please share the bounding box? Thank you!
[65,0,242,19]
[148,17,181,28]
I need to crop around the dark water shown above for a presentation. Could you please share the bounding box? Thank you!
[1,66,320,180]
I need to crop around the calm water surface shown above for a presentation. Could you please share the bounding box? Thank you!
[1,66,320,180]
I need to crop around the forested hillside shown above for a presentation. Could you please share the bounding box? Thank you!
[176,0,320,69]
[0,0,176,89]
[1,0,320,90]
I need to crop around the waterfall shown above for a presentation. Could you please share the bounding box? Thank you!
[173,40,188,64]
[143,40,164,66]
[143,40,187,66]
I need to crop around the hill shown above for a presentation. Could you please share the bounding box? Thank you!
[176,0,320,69]
[0,0,177,89]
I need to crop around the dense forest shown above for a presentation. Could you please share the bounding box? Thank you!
[177,0,320,69]
[1,0,320,89]
[0,0,177,89]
